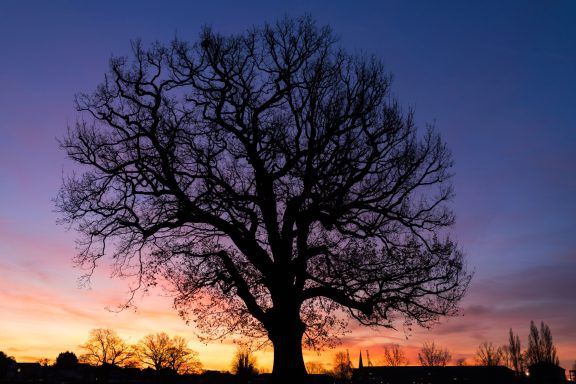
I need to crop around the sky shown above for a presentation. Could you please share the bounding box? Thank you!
[1,0,575,373]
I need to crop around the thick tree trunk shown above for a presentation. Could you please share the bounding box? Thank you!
[267,312,307,384]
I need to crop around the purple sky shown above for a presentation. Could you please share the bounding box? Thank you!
[1,0,575,371]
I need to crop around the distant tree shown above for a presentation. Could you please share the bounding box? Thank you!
[231,345,258,383]
[0,351,16,379]
[55,351,79,368]
[381,344,409,366]
[79,328,133,366]
[136,332,171,371]
[526,321,542,365]
[332,351,353,383]
[538,321,559,365]
[165,335,202,374]
[418,341,451,367]
[475,342,504,366]
[508,328,523,374]
[455,357,467,366]
[136,332,201,374]
[525,321,559,366]
[305,361,327,374]
[38,358,51,366]
[56,15,471,384]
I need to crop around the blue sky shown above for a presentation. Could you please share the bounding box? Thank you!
[1,0,575,370]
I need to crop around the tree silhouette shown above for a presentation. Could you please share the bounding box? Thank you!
[332,351,353,383]
[164,335,202,374]
[305,361,327,374]
[418,341,451,367]
[79,328,133,367]
[56,15,471,383]
[508,328,523,374]
[136,332,173,371]
[0,351,16,379]
[525,320,559,366]
[475,341,504,366]
[38,358,51,366]
[55,351,79,368]
[136,332,202,373]
[455,357,467,366]
[381,343,409,366]
[231,345,258,383]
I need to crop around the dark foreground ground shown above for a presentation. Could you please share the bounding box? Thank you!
[3,362,574,384]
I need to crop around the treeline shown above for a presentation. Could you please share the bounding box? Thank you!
[0,328,265,384]
[1,320,573,382]
[320,320,572,382]
[51,328,202,374]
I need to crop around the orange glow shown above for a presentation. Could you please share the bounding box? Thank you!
[2,271,576,372]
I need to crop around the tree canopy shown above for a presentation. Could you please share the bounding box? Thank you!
[135,332,201,374]
[475,342,504,366]
[57,15,470,383]
[525,320,559,366]
[231,345,258,382]
[0,351,16,379]
[418,341,451,367]
[55,351,79,368]
[381,344,409,366]
[79,328,133,367]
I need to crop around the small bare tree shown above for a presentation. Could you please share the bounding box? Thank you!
[508,328,523,374]
[167,335,202,374]
[136,332,201,374]
[231,345,258,382]
[306,361,328,374]
[475,342,504,366]
[455,357,467,366]
[418,341,451,367]
[38,358,51,367]
[332,351,353,383]
[79,328,133,367]
[381,344,409,366]
[525,320,559,366]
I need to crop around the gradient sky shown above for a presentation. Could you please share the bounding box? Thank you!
[1,0,575,373]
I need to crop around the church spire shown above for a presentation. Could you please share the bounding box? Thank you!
[358,350,364,369]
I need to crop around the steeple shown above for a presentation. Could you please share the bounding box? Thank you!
[358,350,364,369]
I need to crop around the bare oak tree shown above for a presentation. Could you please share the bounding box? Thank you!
[57,16,470,383]
[418,341,451,367]
[79,328,133,367]
[166,335,203,374]
[136,332,201,374]
[136,332,171,371]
